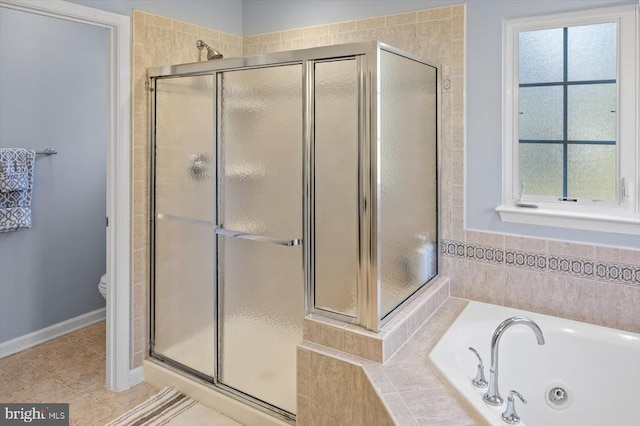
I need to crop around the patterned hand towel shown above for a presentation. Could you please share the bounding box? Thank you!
[0,148,35,232]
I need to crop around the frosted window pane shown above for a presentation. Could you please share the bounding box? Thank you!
[568,23,616,82]
[568,84,616,141]
[379,50,438,318]
[519,86,563,140]
[567,144,616,201]
[519,28,563,84]
[519,143,563,196]
[314,59,358,318]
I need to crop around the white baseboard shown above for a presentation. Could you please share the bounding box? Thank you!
[129,366,144,387]
[0,307,106,358]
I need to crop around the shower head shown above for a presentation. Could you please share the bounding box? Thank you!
[196,40,223,60]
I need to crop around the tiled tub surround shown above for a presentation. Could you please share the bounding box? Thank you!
[304,277,449,363]
[442,235,640,333]
[298,297,479,426]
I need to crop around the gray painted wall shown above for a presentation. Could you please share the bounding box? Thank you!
[0,8,107,343]
[242,0,638,248]
[66,0,243,35]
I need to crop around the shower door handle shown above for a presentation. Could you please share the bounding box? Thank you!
[215,227,302,247]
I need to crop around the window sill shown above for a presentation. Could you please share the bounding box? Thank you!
[495,204,640,235]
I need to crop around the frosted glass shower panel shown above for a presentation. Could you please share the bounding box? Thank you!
[153,75,215,376]
[314,59,359,317]
[217,65,303,414]
[153,218,215,376]
[155,76,214,222]
[378,50,438,318]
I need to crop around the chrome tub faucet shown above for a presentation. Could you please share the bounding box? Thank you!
[483,316,545,406]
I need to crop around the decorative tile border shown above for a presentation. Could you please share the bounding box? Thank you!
[548,255,594,279]
[466,243,504,265]
[442,239,638,286]
[595,261,640,285]
[505,249,547,271]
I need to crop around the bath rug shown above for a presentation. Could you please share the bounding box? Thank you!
[107,387,242,426]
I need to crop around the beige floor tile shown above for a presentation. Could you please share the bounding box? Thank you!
[0,322,158,425]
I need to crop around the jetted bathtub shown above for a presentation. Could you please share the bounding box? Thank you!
[429,301,640,426]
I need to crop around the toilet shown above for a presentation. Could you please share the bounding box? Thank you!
[98,274,107,299]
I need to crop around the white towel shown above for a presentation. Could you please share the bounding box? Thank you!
[0,148,35,232]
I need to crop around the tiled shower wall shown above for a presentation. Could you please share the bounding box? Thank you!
[130,10,241,368]
[130,4,639,368]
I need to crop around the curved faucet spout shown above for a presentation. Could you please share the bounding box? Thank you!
[483,316,545,406]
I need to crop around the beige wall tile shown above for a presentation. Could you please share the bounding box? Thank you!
[441,257,465,297]
[173,20,198,35]
[197,27,220,40]
[387,12,417,26]
[303,318,345,351]
[357,16,387,30]
[548,240,595,258]
[417,7,452,22]
[329,21,357,34]
[505,268,545,312]
[329,31,360,45]
[259,32,281,44]
[466,230,504,248]
[363,365,396,395]
[592,283,640,332]
[303,24,330,38]
[452,148,464,185]
[382,321,408,361]
[452,184,464,207]
[463,262,506,306]
[145,13,173,29]
[452,14,465,40]
[279,28,305,41]
[383,394,419,425]
[439,203,453,240]
[451,206,465,241]
[297,395,310,426]
[362,378,395,426]
[309,351,364,426]
[132,351,145,368]
[400,388,476,425]
[343,332,383,362]
[132,10,145,43]
[243,34,260,46]
[595,246,640,265]
[297,347,311,397]
[505,235,547,252]
[534,275,595,323]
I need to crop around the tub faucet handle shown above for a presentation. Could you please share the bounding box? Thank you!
[501,390,527,425]
[468,347,488,388]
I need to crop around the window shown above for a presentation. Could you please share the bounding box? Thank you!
[498,5,639,235]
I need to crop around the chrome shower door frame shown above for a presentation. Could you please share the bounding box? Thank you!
[147,41,440,421]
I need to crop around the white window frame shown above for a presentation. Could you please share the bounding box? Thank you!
[497,4,639,235]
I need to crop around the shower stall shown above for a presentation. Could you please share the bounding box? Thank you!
[148,41,439,422]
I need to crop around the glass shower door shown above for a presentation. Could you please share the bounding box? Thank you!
[216,65,303,415]
[153,75,216,377]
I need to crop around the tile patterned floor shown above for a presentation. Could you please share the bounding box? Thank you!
[0,321,159,425]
